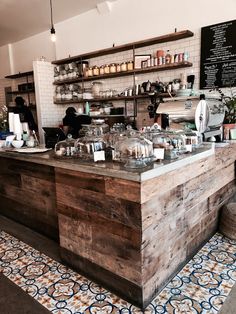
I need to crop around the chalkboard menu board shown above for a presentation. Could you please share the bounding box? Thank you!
[200,19,236,89]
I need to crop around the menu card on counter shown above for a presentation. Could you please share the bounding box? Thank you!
[200,19,236,89]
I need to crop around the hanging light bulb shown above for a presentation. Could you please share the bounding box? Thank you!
[50,27,56,42]
[50,0,56,42]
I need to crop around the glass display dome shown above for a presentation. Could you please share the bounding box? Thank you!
[75,130,106,161]
[118,132,155,168]
[54,134,76,158]
[79,119,109,137]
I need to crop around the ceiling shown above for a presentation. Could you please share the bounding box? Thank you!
[0,0,114,47]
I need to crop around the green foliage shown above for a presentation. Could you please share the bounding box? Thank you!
[0,105,8,131]
[224,96,236,124]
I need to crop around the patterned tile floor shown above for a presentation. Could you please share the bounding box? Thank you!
[0,231,236,313]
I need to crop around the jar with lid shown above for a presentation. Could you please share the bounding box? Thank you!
[88,67,93,77]
[116,63,121,72]
[54,67,60,80]
[165,50,171,64]
[121,62,128,72]
[91,81,103,97]
[110,63,117,73]
[127,61,134,71]
[99,65,105,75]
[93,66,99,76]
[104,64,110,74]
[54,134,77,158]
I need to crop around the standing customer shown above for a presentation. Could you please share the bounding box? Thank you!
[13,96,38,131]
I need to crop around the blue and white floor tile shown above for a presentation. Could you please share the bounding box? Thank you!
[0,231,236,313]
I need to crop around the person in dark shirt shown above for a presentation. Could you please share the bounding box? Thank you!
[13,96,38,131]
[62,107,91,138]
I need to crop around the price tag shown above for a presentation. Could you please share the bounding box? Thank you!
[185,144,192,152]
[153,148,164,160]
[93,150,105,162]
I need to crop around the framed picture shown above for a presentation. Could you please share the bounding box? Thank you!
[134,54,151,69]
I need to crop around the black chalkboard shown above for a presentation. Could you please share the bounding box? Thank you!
[200,19,236,89]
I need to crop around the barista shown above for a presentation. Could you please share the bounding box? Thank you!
[62,106,91,138]
[13,96,38,131]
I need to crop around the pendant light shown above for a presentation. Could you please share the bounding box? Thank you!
[50,0,56,42]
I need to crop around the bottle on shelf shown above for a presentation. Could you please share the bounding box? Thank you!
[85,101,90,115]
[165,50,171,64]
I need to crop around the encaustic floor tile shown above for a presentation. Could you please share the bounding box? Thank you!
[0,231,236,313]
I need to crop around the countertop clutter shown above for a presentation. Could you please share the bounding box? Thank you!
[0,143,214,182]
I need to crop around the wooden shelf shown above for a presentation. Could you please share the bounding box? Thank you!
[5,71,34,79]
[54,93,171,105]
[91,115,129,118]
[53,61,192,85]
[7,89,35,95]
[52,30,193,64]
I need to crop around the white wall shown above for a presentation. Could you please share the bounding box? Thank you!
[11,30,56,73]
[0,0,235,76]
[55,0,236,59]
[0,45,11,78]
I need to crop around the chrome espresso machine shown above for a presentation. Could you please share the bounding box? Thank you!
[156,94,225,141]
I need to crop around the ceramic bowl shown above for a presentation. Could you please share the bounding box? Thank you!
[12,140,24,148]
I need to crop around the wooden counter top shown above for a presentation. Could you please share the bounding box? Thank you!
[0,143,214,182]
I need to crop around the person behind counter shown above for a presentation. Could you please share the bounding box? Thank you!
[62,106,91,138]
[13,96,38,131]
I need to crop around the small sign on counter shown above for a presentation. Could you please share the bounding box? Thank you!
[93,150,105,162]
[153,148,164,160]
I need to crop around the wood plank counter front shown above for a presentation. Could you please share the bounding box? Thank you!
[0,142,235,308]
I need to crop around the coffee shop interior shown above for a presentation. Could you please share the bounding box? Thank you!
[0,0,236,313]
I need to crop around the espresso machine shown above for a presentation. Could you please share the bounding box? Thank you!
[156,94,225,141]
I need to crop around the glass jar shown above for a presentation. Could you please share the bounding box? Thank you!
[93,66,99,76]
[92,81,103,97]
[54,134,76,158]
[88,67,93,77]
[99,65,105,75]
[127,61,134,71]
[116,63,121,72]
[121,62,127,72]
[104,64,110,74]
[110,63,117,73]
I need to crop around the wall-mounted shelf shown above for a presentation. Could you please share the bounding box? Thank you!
[52,30,193,64]
[7,89,35,95]
[4,70,37,121]
[53,62,192,85]
[52,29,194,125]
[54,93,171,105]
[5,71,34,79]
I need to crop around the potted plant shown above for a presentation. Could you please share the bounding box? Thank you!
[0,105,8,132]
[223,92,236,139]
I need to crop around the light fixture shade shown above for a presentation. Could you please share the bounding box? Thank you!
[50,27,56,42]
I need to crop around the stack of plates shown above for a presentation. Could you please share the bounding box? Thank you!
[176,89,193,97]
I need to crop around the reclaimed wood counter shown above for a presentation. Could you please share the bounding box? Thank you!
[0,143,235,308]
